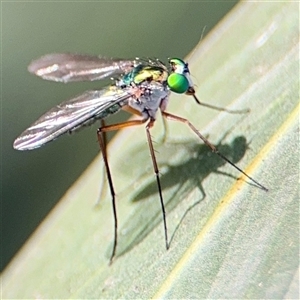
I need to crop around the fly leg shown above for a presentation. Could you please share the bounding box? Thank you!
[97,119,147,264]
[146,118,169,251]
[187,88,250,114]
[162,111,268,191]
[95,120,108,207]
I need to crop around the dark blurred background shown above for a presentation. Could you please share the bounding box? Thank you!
[2,1,238,270]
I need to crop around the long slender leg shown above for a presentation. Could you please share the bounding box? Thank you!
[159,112,169,143]
[146,119,169,250]
[97,119,147,264]
[162,111,268,191]
[187,88,250,114]
[96,120,107,207]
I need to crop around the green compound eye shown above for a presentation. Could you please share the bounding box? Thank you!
[167,73,189,94]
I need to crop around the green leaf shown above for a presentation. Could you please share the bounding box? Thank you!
[2,2,299,299]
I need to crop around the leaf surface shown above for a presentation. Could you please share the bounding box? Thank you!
[2,2,299,299]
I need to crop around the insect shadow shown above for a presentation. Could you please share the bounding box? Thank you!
[111,134,250,259]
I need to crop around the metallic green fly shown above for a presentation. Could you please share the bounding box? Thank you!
[13,53,268,263]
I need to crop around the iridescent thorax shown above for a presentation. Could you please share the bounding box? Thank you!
[119,59,169,86]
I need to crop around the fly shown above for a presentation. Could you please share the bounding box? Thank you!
[13,53,268,263]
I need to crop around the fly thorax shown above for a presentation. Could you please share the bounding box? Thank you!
[128,82,169,119]
[133,65,168,85]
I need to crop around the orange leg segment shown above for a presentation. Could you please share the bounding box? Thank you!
[97,116,169,263]
[97,118,147,264]
[162,111,268,191]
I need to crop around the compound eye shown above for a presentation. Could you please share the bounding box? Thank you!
[167,73,189,94]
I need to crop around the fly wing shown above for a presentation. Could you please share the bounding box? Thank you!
[28,53,135,82]
[13,86,132,150]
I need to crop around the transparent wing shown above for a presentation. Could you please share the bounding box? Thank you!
[28,53,135,82]
[13,86,132,150]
